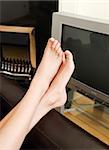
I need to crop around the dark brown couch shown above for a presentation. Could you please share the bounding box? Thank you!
[0,74,108,149]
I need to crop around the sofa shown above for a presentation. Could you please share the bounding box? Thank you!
[0,74,108,149]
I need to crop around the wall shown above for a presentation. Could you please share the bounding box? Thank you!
[0,1,29,23]
[59,0,109,21]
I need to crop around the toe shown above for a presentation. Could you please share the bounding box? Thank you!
[46,37,55,49]
[56,46,61,55]
[52,40,58,49]
[62,53,66,63]
[49,37,55,42]
[55,42,61,51]
[58,49,63,57]
[64,50,73,61]
[64,50,75,71]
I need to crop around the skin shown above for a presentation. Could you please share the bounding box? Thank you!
[0,38,75,150]
[29,50,74,131]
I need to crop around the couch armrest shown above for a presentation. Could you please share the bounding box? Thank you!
[0,74,108,149]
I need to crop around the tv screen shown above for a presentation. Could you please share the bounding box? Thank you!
[62,25,109,96]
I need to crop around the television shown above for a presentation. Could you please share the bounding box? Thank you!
[52,12,109,106]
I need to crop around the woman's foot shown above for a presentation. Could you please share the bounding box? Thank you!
[44,50,75,108]
[31,37,63,92]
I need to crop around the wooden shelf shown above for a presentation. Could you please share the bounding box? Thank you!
[0,25,34,34]
[0,25,36,68]
[64,92,109,146]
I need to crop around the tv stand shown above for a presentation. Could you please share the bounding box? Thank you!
[64,91,109,146]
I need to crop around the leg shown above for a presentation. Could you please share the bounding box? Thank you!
[0,38,63,129]
[0,38,63,150]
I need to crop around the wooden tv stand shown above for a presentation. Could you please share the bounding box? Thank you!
[64,92,109,146]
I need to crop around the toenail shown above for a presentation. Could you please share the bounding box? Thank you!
[50,37,55,41]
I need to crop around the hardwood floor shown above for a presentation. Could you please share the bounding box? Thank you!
[64,92,109,145]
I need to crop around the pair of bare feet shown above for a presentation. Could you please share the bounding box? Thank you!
[28,37,74,129]
[32,37,74,108]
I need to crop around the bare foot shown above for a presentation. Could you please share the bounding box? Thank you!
[31,37,63,89]
[44,50,75,108]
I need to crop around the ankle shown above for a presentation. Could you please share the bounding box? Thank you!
[34,69,52,85]
[29,78,49,98]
